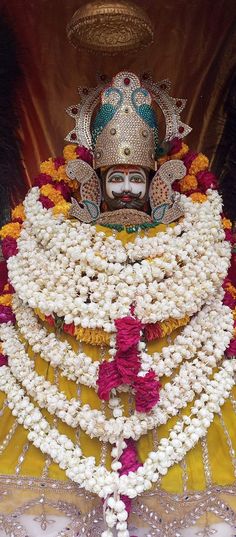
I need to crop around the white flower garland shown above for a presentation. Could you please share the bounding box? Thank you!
[7,188,230,330]
[13,293,231,385]
[0,358,234,502]
[0,295,233,444]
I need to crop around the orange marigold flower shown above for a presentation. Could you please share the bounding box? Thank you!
[190,193,207,203]
[179,174,198,193]
[40,184,64,204]
[222,217,232,230]
[12,204,25,221]
[52,202,71,217]
[40,158,56,176]
[52,165,68,183]
[0,222,21,239]
[0,294,12,306]
[63,144,77,161]
[189,153,209,175]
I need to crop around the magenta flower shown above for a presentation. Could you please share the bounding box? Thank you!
[76,145,93,166]
[39,195,55,209]
[197,170,217,191]
[168,137,182,155]
[0,354,8,367]
[54,157,65,170]
[225,338,236,357]
[53,181,71,200]
[1,237,18,259]
[133,370,161,412]
[115,316,143,352]
[97,360,121,400]
[0,261,8,293]
[183,150,198,172]
[116,348,140,384]
[0,305,15,324]
[34,173,53,187]
[223,291,236,309]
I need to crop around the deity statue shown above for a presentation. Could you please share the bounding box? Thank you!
[0,71,235,537]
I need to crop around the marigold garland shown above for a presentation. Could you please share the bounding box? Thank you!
[0,222,21,239]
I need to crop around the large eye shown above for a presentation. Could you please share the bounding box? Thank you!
[130,174,146,183]
[107,173,124,183]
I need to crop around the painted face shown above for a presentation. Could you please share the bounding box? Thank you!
[103,166,149,211]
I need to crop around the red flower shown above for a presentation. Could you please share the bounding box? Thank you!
[183,151,198,172]
[223,291,236,310]
[225,338,236,357]
[1,237,18,259]
[116,347,140,384]
[0,354,8,367]
[115,316,142,351]
[168,137,182,155]
[196,170,217,192]
[0,262,8,293]
[0,306,15,324]
[44,314,55,326]
[39,195,55,209]
[53,181,71,201]
[75,145,93,166]
[53,157,65,170]
[133,371,161,412]
[144,321,162,341]
[97,360,121,400]
[34,173,53,187]
[224,228,234,244]
[63,322,75,336]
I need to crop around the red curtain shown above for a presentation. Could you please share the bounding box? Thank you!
[2,0,236,203]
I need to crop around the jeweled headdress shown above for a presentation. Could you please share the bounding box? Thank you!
[65,71,192,170]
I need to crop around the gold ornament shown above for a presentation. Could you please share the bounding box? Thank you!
[67,0,154,55]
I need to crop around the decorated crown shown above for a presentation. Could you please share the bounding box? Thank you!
[66,71,192,170]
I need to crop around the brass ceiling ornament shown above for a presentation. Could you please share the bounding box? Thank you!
[66,0,154,55]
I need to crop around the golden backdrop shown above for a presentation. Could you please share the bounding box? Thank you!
[2,0,236,198]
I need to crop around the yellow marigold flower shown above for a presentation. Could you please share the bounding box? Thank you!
[160,315,189,337]
[12,204,25,221]
[0,222,21,239]
[179,174,198,193]
[0,344,3,354]
[222,217,232,230]
[40,158,55,176]
[0,294,12,306]
[53,202,71,217]
[63,144,77,161]
[233,308,236,321]
[40,184,64,204]
[189,153,209,175]
[190,193,207,203]
[52,165,68,183]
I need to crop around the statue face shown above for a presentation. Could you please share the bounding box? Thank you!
[103,165,149,211]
